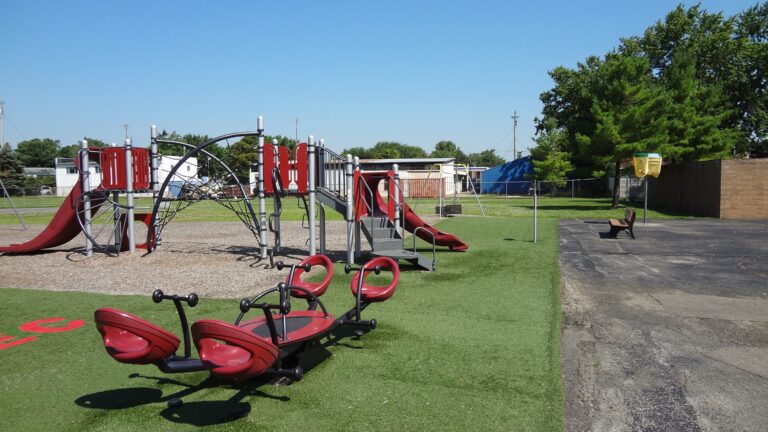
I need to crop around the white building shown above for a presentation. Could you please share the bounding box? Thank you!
[54,158,102,197]
[54,153,198,197]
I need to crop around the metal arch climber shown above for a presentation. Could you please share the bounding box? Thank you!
[147,131,262,253]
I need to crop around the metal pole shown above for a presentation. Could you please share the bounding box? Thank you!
[112,190,121,253]
[150,125,159,248]
[644,178,648,225]
[125,138,135,253]
[307,135,316,255]
[533,180,538,243]
[571,179,575,198]
[80,139,93,257]
[0,177,26,230]
[393,164,401,238]
[346,154,355,265]
[257,116,268,259]
[353,156,361,260]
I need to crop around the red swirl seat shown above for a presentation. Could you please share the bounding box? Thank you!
[94,308,180,365]
[351,257,399,303]
[192,320,280,382]
[289,254,334,299]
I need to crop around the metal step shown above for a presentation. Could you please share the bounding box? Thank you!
[368,249,435,272]
[315,188,348,215]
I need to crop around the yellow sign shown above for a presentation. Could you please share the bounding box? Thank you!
[633,153,662,178]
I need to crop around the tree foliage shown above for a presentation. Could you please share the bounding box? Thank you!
[59,137,107,159]
[0,143,26,192]
[466,149,505,167]
[342,141,428,159]
[536,2,766,207]
[15,138,61,167]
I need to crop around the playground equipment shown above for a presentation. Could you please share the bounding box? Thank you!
[1,116,469,271]
[94,255,399,404]
[0,139,154,255]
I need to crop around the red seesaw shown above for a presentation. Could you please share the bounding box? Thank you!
[93,255,399,405]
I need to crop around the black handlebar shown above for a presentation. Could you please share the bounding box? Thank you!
[275,261,311,272]
[152,289,199,307]
[344,265,382,275]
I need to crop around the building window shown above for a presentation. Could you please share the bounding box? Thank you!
[67,167,77,174]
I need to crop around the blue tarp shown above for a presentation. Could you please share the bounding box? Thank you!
[480,157,534,194]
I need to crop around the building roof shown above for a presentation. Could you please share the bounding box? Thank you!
[358,157,455,165]
[23,167,56,176]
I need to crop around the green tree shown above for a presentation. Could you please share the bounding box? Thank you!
[15,138,60,167]
[59,137,107,159]
[0,143,26,193]
[430,140,464,159]
[581,54,669,207]
[227,136,258,182]
[529,119,573,186]
[660,50,739,162]
[466,149,505,167]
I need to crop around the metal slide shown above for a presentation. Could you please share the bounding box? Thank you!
[0,179,104,253]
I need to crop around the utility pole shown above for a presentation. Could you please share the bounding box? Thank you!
[295,118,299,143]
[510,111,519,160]
[123,124,129,141]
[0,100,5,148]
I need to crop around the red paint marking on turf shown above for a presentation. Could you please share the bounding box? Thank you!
[0,335,38,350]
[19,318,86,333]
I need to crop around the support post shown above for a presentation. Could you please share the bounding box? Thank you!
[257,116,268,259]
[112,190,121,253]
[150,125,159,248]
[643,178,648,225]
[308,136,316,255]
[353,156,361,259]
[533,180,538,243]
[125,138,135,253]
[345,154,355,265]
[392,164,401,239]
[80,139,93,257]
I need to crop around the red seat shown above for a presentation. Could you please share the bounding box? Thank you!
[94,308,180,365]
[351,257,399,302]
[289,254,334,299]
[238,310,336,345]
[191,320,279,381]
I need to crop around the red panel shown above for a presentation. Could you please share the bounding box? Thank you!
[295,143,308,194]
[119,213,154,251]
[263,143,275,194]
[351,257,399,303]
[94,308,180,365]
[279,146,290,188]
[99,148,150,191]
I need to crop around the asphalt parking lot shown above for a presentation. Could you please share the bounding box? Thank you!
[559,218,768,432]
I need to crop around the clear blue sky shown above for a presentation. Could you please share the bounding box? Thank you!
[0,0,758,158]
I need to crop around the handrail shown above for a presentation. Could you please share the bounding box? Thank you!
[355,174,378,233]
[412,226,436,270]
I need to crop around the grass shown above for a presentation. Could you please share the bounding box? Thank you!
[0,217,563,431]
[1,195,683,225]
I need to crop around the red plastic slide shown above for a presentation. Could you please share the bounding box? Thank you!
[0,179,103,254]
[359,172,469,251]
[402,203,469,251]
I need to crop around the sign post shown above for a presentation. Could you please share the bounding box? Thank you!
[632,153,662,224]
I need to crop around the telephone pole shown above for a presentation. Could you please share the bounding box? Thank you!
[510,111,519,159]
[0,100,5,148]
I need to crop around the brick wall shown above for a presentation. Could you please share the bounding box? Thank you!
[647,159,768,219]
[720,159,768,219]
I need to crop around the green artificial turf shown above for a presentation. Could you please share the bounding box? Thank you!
[0,216,562,431]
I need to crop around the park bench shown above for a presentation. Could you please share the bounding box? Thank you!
[608,207,636,239]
